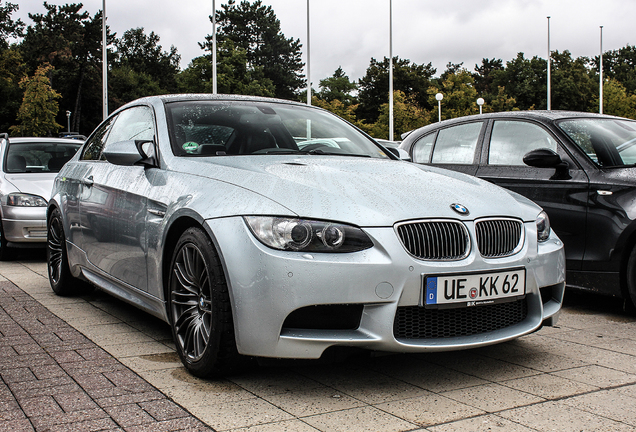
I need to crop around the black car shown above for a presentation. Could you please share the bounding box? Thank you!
[399,110,636,307]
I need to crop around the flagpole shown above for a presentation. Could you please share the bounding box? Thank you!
[102,0,108,119]
[599,25,603,114]
[547,16,551,111]
[389,0,394,141]
[212,0,217,94]
[306,0,311,105]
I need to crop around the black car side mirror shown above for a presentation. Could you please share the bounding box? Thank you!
[523,148,571,180]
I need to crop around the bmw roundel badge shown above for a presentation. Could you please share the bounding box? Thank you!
[450,203,469,215]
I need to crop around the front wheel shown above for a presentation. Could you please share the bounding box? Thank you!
[625,246,636,312]
[168,227,244,377]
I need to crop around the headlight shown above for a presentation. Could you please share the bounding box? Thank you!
[536,211,550,242]
[244,216,373,252]
[6,193,47,207]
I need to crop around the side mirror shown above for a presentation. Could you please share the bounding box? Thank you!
[523,148,562,168]
[523,148,571,180]
[103,140,156,167]
[385,146,412,161]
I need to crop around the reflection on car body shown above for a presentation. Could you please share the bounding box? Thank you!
[47,95,565,377]
[400,110,636,307]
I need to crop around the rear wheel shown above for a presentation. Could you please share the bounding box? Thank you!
[47,208,90,296]
[168,227,244,377]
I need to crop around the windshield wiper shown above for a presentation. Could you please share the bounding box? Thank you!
[300,148,372,157]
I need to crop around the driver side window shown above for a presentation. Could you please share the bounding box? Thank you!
[488,120,558,165]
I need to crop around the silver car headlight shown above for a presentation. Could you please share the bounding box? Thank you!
[6,193,47,207]
[536,211,550,242]
[244,216,373,252]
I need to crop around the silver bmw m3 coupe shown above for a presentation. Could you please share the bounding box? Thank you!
[47,95,565,377]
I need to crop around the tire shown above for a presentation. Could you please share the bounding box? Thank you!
[625,246,636,312]
[168,227,244,377]
[0,219,17,261]
[47,208,90,296]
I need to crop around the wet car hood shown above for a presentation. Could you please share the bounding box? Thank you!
[2,173,56,200]
[172,156,542,226]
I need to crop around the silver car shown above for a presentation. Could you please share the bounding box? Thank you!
[47,95,565,377]
[0,135,82,260]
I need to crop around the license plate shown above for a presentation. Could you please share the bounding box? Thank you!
[423,268,526,309]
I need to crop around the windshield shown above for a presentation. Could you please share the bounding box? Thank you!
[558,118,636,167]
[165,100,390,159]
[3,141,82,173]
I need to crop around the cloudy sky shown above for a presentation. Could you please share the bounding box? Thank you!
[14,0,635,83]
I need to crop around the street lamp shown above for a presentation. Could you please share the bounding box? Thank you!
[477,98,484,115]
[66,110,71,133]
[436,93,443,122]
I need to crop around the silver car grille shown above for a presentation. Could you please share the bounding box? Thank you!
[475,218,524,258]
[395,220,469,260]
[395,218,524,260]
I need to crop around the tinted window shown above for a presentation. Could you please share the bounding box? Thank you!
[81,117,115,161]
[166,101,389,158]
[488,121,558,165]
[106,106,155,145]
[558,118,636,166]
[412,133,435,163]
[431,122,482,164]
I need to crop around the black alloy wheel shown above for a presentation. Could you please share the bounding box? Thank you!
[169,227,242,377]
[47,208,89,296]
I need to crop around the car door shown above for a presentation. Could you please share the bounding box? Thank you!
[78,106,155,291]
[410,121,485,176]
[475,119,590,270]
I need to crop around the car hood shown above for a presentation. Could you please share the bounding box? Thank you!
[2,173,56,200]
[173,156,541,226]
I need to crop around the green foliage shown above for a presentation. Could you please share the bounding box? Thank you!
[212,0,304,100]
[0,46,26,130]
[0,1,24,48]
[602,78,636,119]
[317,67,357,105]
[550,50,597,111]
[112,27,180,94]
[357,56,436,123]
[370,91,429,140]
[108,67,163,110]
[178,39,275,96]
[429,69,479,121]
[10,63,62,137]
[491,53,546,110]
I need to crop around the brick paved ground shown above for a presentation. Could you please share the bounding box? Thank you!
[0,280,212,432]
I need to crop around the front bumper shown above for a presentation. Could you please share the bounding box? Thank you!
[207,217,565,359]
[1,205,47,244]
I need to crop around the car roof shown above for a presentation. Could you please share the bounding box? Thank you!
[1,137,84,145]
[402,110,628,140]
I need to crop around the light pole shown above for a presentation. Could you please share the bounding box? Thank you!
[66,111,71,133]
[306,0,311,105]
[389,0,393,141]
[102,0,108,119]
[600,25,603,114]
[436,93,443,122]
[477,98,484,115]
[212,0,217,94]
[547,16,551,110]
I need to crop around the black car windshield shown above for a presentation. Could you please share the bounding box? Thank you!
[3,141,82,173]
[558,118,636,167]
[166,100,390,159]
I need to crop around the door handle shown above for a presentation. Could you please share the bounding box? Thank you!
[83,175,94,187]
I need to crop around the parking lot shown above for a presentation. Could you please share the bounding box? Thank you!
[2,253,636,431]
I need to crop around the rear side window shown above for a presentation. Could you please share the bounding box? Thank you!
[431,122,482,164]
[488,120,557,165]
[412,133,435,163]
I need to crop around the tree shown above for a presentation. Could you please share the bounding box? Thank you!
[357,56,436,123]
[10,63,62,137]
[20,2,108,134]
[0,1,24,48]
[550,50,596,112]
[369,91,429,140]
[473,58,504,99]
[428,68,479,121]
[112,27,180,95]
[602,78,636,119]
[178,39,275,96]
[316,67,357,105]
[492,52,546,110]
[595,45,636,95]
[210,0,304,100]
[0,46,26,131]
